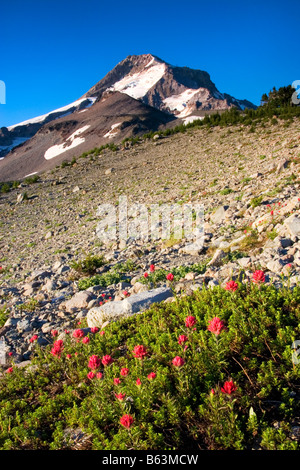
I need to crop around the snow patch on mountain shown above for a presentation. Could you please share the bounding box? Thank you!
[44,125,90,160]
[181,115,205,124]
[104,122,122,139]
[8,98,97,130]
[163,89,200,113]
[107,60,166,100]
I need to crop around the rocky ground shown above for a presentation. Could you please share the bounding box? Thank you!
[0,117,300,366]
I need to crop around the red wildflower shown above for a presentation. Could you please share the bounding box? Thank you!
[72,329,84,339]
[136,378,141,386]
[66,354,72,359]
[96,372,103,379]
[147,372,156,380]
[29,334,38,343]
[120,367,129,376]
[221,380,237,395]
[185,316,197,328]
[120,414,134,428]
[115,392,126,401]
[88,355,101,370]
[50,339,64,357]
[114,378,121,385]
[178,334,188,345]
[87,371,96,380]
[150,264,155,272]
[123,290,129,297]
[172,356,185,367]
[166,273,174,281]
[51,330,58,337]
[252,270,265,284]
[225,280,238,292]
[143,272,149,278]
[82,336,90,344]
[132,344,148,359]
[90,327,99,333]
[207,317,226,336]
[211,388,215,395]
[270,210,274,216]
[6,367,13,374]
[99,330,105,336]
[102,355,113,366]
[8,352,13,357]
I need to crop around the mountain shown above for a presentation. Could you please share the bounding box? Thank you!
[86,54,256,119]
[0,54,257,181]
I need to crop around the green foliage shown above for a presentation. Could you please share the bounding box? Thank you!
[250,196,263,208]
[0,306,9,328]
[1,282,300,450]
[267,229,278,241]
[139,263,207,287]
[77,260,138,290]
[71,254,106,275]
[261,85,296,108]
[16,298,39,312]
[219,188,233,195]
[24,174,40,184]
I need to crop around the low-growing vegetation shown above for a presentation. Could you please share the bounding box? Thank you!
[0,278,300,450]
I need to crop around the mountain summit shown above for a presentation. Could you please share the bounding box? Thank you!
[85,54,256,119]
[0,54,256,180]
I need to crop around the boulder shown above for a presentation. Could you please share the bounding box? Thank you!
[284,215,300,238]
[87,287,173,328]
[64,291,94,313]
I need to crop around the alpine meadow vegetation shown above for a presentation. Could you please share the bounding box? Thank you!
[0,276,300,450]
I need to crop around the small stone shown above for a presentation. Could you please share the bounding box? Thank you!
[207,249,226,267]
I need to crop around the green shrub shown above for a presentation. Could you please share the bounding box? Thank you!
[219,188,233,195]
[0,306,9,328]
[250,196,263,208]
[24,175,40,184]
[71,254,106,275]
[1,282,300,450]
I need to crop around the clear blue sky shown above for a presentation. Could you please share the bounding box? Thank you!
[0,0,299,127]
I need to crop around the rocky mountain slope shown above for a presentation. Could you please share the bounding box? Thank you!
[0,116,299,364]
[86,54,256,117]
[0,54,256,180]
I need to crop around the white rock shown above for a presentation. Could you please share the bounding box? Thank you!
[87,287,173,328]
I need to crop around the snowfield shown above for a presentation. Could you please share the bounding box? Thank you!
[44,125,90,160]
[8,97,97,130]
[107,59,166,100]
[104,123,122,139]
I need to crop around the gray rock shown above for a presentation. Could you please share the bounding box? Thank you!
[237,257,252,268]
[64,291,94,313]
[45,231,53,240]
[16,319,33,333]
[207,249,226,267]
[266,259,285,274]
[210,206,229,225]
[284,215,300,237]
[87,287,173,328]
[179,239,205,256]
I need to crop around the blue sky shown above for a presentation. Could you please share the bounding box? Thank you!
[0,0,299,127]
